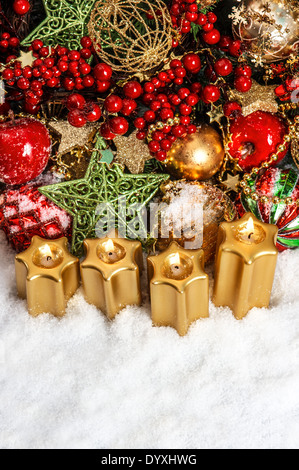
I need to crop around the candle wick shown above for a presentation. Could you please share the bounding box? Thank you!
[248,232,254,240]
[174,266,180,270]
[108,252,113,256]
[47,256,52,261]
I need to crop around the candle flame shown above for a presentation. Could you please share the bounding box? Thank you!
[104,239,115,252]
[246,217,255,235]
[40,244,53,259]
[170,252,181,266]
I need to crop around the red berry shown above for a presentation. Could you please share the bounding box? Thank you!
[79,63,91,75]
[2,69,14,80]
[218,35,232,52]
[229,40,242,57]
[187,124,197,134]
[144,110,156,122]
[80,48,92,60]
[100,122,116,140]
[94,63,112,81]
[182,53,201,74]
[134,117,146,129]
[156,150,167,161]
[104,94,123,113]
[0,40,9,49]
[96,80,111,93]
[80,36,92,48]
[109,117,129,135]
[143,82,155,93]
[235,65,252,78]
[121,98,137,116]
[123,81,143,99]
[17,77,30,90]
[223,101,242,118]
[207,12,217,23]
[8,37,19,48]
[203,23,214,32]
[82,75,94,88]
[149,141,160,153]
[234,76,252,93]
[196,13,207,25]
[185,93,199,106]
[202,28,220,45]
[39,46,49,58]
[202,85,221,103]
[85,103,102,122]
[214,58,233,77]
[179,103,192,115]
[136,131,146,140]
[68,109,87,127]
[13,0,30,15]
[66,93,86,111]
[63,77,76,91]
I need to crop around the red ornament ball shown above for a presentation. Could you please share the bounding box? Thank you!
[123,81,143,99]
[0,118,51,185]
[0,183,72,253]
[229,111,288,171]
[13,0,30,15]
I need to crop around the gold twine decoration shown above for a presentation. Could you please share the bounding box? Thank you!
[88,0,174,74]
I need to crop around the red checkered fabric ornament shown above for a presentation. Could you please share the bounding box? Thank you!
[0,183,72,253]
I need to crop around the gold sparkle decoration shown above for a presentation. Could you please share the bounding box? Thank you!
[114,131,152,174]
[48,120,98,155]
[229,80,278,116]
[222,174,241,192]
[207,104,224,125]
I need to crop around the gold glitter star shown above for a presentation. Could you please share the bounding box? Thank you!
[18,50,35,68]
[229,80,278,116]
[222,174,240,192]
[114,130,152,174]
[48,120,98,155]
[207,104,224,124]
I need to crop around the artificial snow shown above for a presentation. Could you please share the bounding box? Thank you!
[0,230,299,449]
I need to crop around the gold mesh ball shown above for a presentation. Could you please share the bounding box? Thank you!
[88,0,174,74]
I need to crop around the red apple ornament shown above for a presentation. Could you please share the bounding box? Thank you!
[0,117,51,185]
[229,111,288,171]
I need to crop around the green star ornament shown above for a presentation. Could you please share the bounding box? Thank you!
[39,138,169,256]
[22,0,96,50]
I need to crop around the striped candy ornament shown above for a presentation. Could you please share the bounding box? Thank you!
[236,168,299,251]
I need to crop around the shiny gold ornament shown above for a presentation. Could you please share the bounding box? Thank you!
[213,213,278,320]
[114,131,152,174]
[155,181,236,266]
[232,0,299,63]
[165,125,225,181]
[229,80,278,116]
[15,236,80,318]
[88,0,173,74]
[147,242,209,336]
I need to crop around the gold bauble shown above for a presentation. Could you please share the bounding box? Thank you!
[165,125,225,181]
[232,0,299,63]
[88,0,173,74]
[155,181,236,266]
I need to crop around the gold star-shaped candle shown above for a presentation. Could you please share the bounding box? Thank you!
[15,236,80,317]
[80,233,143,319]
[147,242,209,336]
[213,213,278,320]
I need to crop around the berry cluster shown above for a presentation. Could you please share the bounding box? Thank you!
[169,1,220,46]
[0,32,20,60]
[100,80,143,139]
[275,78,299,102]
[66,93,101,127]
[132,54,204,161]
[1,36,112,114]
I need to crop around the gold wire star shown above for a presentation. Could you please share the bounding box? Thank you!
[229,80,278,116]
[48,120,98,155]
[207,104,224,124]
[114,130,153,174]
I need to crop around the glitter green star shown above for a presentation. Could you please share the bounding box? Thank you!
[22,0,96,50]
[39,138,169,256]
